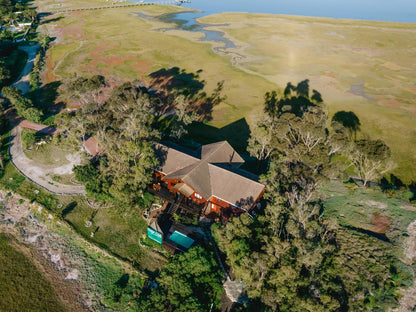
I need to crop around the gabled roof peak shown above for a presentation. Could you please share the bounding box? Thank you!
[200,141,244,166]
[156,140,264,209]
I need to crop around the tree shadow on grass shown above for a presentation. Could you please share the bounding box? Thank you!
[149,67,205,98]
[61,201,77,218]
[150,67,225,121]
[184,118,251,154]
[39,16,63,25]
[28,81,64,123]
[266,80,321,118]
[332,110,361,141]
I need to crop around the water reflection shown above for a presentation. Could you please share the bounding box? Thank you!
[136,11,236,51]
[159,12,235,49]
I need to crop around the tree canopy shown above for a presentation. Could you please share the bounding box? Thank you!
[138,246,223,312]
[66,80,160,206]
[1,86,42,122]
[248,80,346,180]
[217,81,404,311]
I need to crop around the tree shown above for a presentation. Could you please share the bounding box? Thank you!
[66,75,107,105]
[0,0,14,18]
[348,139,395,186]
[0,61,10,85]
[22,9,37,22]
[0,135,3,169]
[170,95,198,140]
[68,81,160,205]
[213,163,347,311]
[0,29,13,41]
[332,111,361,141]
[1,86,43,122]
[21,107,41,123]
[247,113,275,166]
[251,81,348,180]
[215,82,363,310]
[1,85,20,99]
[138,246,223,312]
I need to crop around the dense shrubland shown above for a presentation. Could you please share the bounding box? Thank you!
[213,81,413,311]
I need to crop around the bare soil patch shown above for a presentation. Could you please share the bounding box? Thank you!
[357,200,388,209]
[370,212,391,234]
[43,51,57,85]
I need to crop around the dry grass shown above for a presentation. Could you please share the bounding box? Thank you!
[199,13,416,183]
[35,1,416,182]
[36,3,276,127]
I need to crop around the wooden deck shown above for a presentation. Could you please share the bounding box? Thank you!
[148,186,205,215]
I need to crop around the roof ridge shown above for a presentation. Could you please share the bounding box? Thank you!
[183,141,229,179]
[157,142,200,161]
[200,140,228,159]
[181,158,203,179]
[207,163,264,186]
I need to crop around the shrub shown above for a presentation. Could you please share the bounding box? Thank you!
[402,189,415,201]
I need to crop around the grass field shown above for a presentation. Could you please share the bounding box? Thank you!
[0,191,149,310]
[199,13,416,183]
[35,3,276,123]
[0,233,68,312]
[0,159,167,273]
[322,181,416,258]
[34,1,416,182]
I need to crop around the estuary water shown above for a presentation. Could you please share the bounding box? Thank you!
[149,0,416,23]
[137,0,415,55]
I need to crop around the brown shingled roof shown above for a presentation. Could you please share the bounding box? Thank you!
[154,142,199,175]
[201,141,245,168]
[155,141,265,209]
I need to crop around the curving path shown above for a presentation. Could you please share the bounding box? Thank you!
[7,42,86,195]
[9,125,86,195]
[12,43,40,95]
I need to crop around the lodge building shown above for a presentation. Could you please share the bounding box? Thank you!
[152,140,265,219]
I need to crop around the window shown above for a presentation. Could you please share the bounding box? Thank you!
[194,193,202,199]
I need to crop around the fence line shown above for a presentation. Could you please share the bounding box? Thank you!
[40,1,190,14]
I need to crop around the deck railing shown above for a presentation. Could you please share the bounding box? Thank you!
[148,185,205,215]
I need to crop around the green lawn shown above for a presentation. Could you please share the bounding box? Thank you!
[21,128,72,166]
[63,196,167,272]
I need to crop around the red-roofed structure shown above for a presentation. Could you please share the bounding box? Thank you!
[152,141,265,218]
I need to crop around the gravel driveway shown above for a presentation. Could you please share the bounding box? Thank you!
[9,126,86,195]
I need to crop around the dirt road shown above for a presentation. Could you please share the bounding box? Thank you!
[9,126,86,195]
